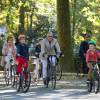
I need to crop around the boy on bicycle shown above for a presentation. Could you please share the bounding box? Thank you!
[86,41,100,82]
[16,34,29,76]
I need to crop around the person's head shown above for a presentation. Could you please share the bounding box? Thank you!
[7,35,14,46]
[84,34,91,41]
[18,34,26,44]
[47,32,54,42]
[89,41,96,51]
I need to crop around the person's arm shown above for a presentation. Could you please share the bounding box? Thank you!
[79,42,85,56]
[55,40,61,54]
[2,43,7,56]
[97,51,100,58]
[86,50,89,63]
[27,45,29,60]
[41,39,46,56]
[16,44,20,56]
[13,46,16,61]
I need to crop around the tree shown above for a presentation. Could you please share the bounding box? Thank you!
[57,0,74,72]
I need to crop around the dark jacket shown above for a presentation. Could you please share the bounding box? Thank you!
[79,41,89,59]
[16,43,29,59]
[35,44,41,58]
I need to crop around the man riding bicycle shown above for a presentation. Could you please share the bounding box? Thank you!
[40,32,61,87]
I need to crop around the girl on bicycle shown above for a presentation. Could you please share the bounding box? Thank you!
[2,35,16,77]
[86,41,100,82]
[16,34,29,76]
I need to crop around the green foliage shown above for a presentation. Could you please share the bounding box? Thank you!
[0,0,100,45]
[70,0,100,46]
[0,0,56,43]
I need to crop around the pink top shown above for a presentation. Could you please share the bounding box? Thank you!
[2,42,16,56]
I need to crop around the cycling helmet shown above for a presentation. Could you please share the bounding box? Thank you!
[88,40,96,46]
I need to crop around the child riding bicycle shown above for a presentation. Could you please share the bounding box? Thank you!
[86,41,100,83]
[16,34,29,76]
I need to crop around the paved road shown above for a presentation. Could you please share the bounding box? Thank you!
[0,80,100,100]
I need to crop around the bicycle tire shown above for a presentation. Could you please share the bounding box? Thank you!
[15,75,21,92]
[22,70,31,93]
[4,68,10,86]
[93,74,100,94]
[87,80,92,92]
[11,66,16,87]
[51,65,56,89]
[56,64,62,80]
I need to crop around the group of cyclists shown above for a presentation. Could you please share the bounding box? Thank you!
[0,31,100,92]
[1,32,61,88]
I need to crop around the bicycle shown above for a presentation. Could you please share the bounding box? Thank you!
[15,66,31,93]
[46,55,58,89]
[56,54,64,80]
[4,58,16,86]
[87,61,100,94]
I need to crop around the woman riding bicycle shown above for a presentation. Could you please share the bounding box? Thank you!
[2,35,16,77]
[86,40,100,83]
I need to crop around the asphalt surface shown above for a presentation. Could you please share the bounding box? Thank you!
[0,73,100,100]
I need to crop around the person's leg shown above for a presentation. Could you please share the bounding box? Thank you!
[49,56,56,66]
[41,59,47,85]
[16,57,23,75]
[5,56,11,77]
[87,63,93,80]
[23,58,28,80]
[34,58,40,81]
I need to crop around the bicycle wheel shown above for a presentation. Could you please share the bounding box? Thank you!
[4,68,10,86]
[56,64,62,80]
[22,70,31,93]
[15,74,21,92]
[11,66,16,87]
[51,65,56,89]
[93,74,100,94]
[87,80,92,92]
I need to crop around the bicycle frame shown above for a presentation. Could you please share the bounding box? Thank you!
[92,62,100,80]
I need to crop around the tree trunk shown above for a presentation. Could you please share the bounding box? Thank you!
[57,0,74,72]
[18,5,25,33]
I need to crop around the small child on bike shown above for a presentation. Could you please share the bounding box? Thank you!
[2,35,16,76]
[16,34,29,76]
[86,41,100,82]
